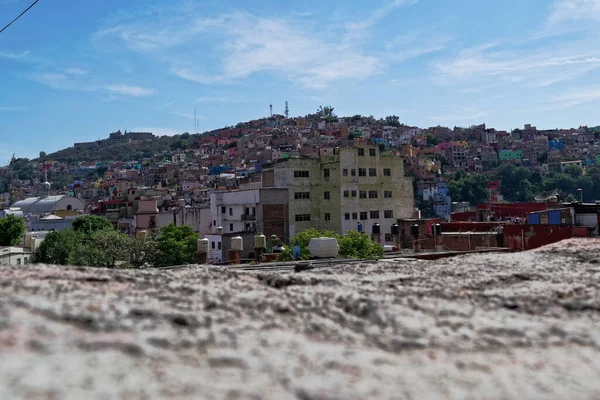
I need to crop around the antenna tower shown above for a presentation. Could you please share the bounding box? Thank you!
[269,103,273,118]
[285,101,289,119]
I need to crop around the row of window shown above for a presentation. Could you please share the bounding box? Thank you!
[294,168,392,179]
[344,210,394,220]
[295,190,393,200]
[357,148,378,157]
[295,210,393,222]
[343,168,391,177]
[343,190,393,199]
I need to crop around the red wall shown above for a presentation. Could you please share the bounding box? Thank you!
[502,224,588,251]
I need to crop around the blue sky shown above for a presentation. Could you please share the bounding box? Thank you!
[2,0,600,162]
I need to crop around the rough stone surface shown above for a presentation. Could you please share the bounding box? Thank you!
[1,238,600,399]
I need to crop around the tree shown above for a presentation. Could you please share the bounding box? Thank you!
[564,165,583,179]
[34,229,82,265]
[39,151,47,160]
[129,236,159,268]
[277,228,383,261]
[426,133,439,146]
[385,115,400,127]
[0,215,26,246]
[154,224,199,267]
[448,173,490,205]
[70,230,132,268]
[72,215,113,235]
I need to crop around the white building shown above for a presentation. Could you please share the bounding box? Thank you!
[0,246,33,266]
[209,190,258,235]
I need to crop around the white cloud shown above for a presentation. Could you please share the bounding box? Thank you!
[548,0,600,24]
[64,67,88,75]
[545,85,600,109]
[196,96,242,103]
[95,9,393,89]
[0,106,25,111]
[434,39,600,87]
[172,111,206,120]
[105,84,154,97]
[428,107,490,122]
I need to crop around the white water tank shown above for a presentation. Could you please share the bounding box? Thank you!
[231,236,243,251]
[197,238,209,253]
[308,237,339,258]
[254,234,267,249]
[216,226,223,235]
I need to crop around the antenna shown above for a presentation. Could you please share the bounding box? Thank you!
[285,101,289,119]
[194,108,197,134]
[270,102,273,118]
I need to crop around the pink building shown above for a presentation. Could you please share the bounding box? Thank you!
[135,199,159,231]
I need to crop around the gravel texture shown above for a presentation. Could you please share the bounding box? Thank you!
[1,238,600,399]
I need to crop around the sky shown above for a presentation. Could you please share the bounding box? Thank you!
[1,0,600,162]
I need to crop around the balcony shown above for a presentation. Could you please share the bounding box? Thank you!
[241,214,256,221]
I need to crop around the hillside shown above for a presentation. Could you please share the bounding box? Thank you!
[45,134,195,163]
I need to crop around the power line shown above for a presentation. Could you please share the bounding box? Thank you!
[0,0,40,34]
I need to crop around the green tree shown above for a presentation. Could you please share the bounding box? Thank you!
[70,229,132,268]
[72,215,113,235]
[0,215,26,246]
[154,224,199,267]
[426,133,439,146]
[564,165,583,179]
[34,229,82,265]
[448,173,490,205]
[129,235,159,268]
[385,115,400,127]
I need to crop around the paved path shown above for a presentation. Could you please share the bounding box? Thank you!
[1,238,600,399]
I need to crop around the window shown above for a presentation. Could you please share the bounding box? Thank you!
[358,168,367,176]
[294,192,310,199]
[345,213,350,220]
[229,208,233,216]
[383,168,391,176]
[17,259,21,265]
[360,211,368,220]
[384,191,393,198]
[385,233,393,242]
[24,257,28,264]
[295,214,311,221]
[221,206,226,214]
[351,190,357,197]
[369,148,376,156]
[358,148,365,156]
[323,169,330,178]
[324,191,330,200]
[211,241,216,249]
[359,190,367,199]
[384,210,394,219]
[352,212,358,220]
[230,223,233,231]
[213,220,216,226]
[351,169,356,176]
[344,190,350,197]
[294,170,310,178]
[325,213,331,221]
[369,190,378,199]
[369,168,377,177]
[343,169,348,176]
[370,210,380,219]
[218,242,222,250]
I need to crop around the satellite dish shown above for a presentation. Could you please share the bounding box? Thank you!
[292,245,301,260]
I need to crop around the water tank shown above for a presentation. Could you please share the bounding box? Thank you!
[372,223,381,234]
[216,226,223,235]
[433,224,442,235]
[410,224,420,237]
[391,224,400,235]
[197,238,209,253]
[308,237,339,258]
[254,234,267,249]
[178,199,186,208]
[136,230,148,239]
[231,236,243,251]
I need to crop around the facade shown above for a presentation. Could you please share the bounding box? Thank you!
[11,195,84,216]
[498,149,523,162]
[262,146,414,244]
[0,246,33,265]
